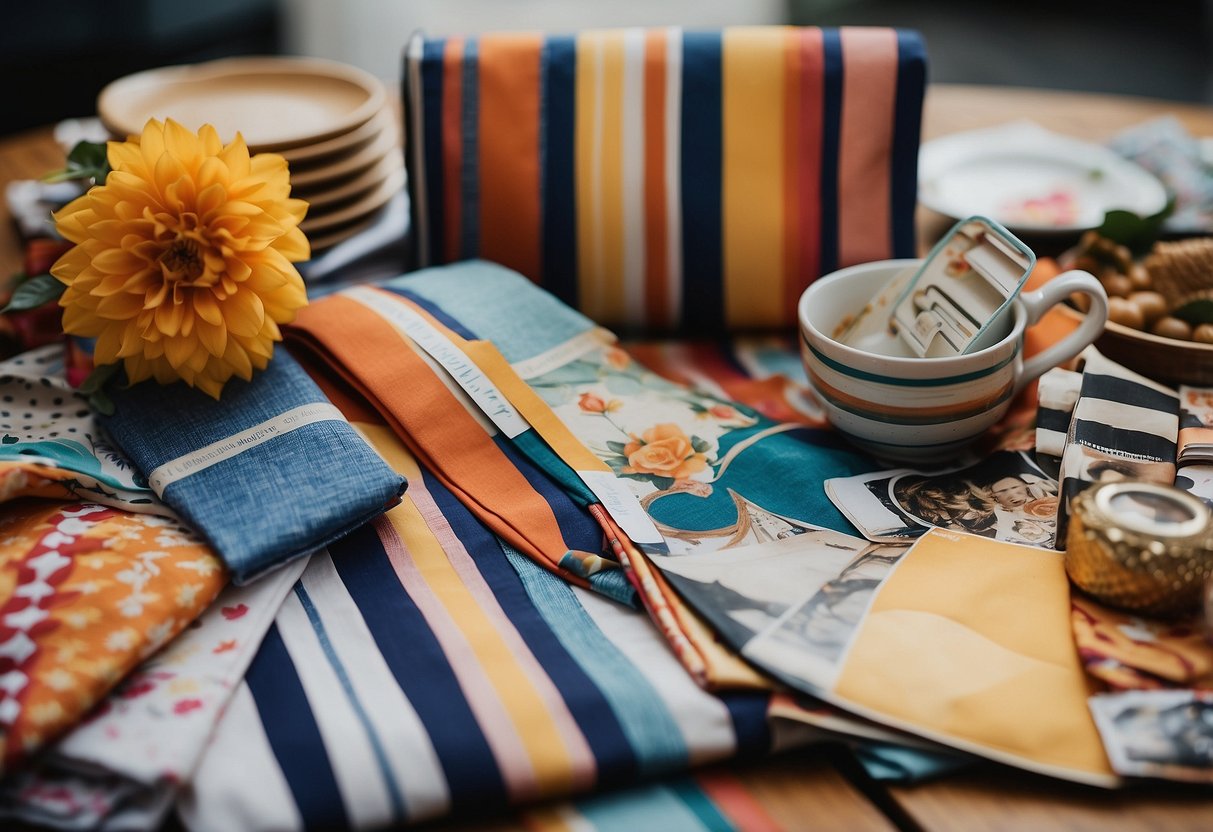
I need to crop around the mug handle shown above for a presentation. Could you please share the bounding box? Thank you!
[1016,270,1108,394]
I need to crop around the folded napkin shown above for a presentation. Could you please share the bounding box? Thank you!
[0,501,226,777]
[98,350,407,582]
[0,557,304,831]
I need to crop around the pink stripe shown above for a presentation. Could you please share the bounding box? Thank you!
[836,27,899,266]
[374,515,538,798]
[407,482,599,794]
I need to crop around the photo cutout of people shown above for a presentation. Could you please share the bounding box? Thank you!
[1090,691,1213,782]
[826,451,1059,547]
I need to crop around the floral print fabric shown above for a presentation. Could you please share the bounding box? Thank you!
[0,500,225,775]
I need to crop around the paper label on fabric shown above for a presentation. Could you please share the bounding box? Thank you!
[579,470,665,545]
[147,402,345,494]
[510,327,617,380]
[345,287,530,439]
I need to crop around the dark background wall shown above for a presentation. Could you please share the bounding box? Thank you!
[1,0,1210,137]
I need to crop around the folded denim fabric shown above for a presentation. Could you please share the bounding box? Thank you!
[99,350,406,582]
[0,556,305,831]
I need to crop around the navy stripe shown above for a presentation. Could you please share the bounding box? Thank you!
[380,285,480,341]
[819,29,843,275]
[890,31,926,258]
[492,435,605,555]
[402,41,423,271]
[804,334,1016,386]
[542,35,579,307]
[421,38,447,265]
[293,582,408,822]
[1074,421,1176,462]
[421,467,640,787]
[679,31,724,333]
[1037,406,1074,433]
[460,38,481,259]
[328,523,508,808]
[1079,373,1179,413]
[246,621,350,831]
[719,691,772,759]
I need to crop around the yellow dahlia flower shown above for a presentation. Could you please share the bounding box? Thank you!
[51,118,310,399]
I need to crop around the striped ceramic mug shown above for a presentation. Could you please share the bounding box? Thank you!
[798,259,1108,463]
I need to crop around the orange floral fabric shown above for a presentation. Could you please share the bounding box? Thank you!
[621,424,709,480]
[0,500,226,774]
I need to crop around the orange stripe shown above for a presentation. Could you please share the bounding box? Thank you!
[781,29,801,328]
[643,30,669,328]
[478,33,543,279]
[837,27,899,266]
[442,38,464,262]
[286,297,588,586]
[808,368,1015,423]
[695,770,784,832]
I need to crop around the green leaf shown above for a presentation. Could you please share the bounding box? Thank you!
[88,388,115,416]
[41,140,110,184]
[1095,199,1176,257]
[690,435,711,454]
[2,274,64,313]
[606,440,628,454]
[78,362,121,397]
[1171,299,1213,326]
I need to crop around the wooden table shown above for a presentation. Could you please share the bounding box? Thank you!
[2,86,1212,832]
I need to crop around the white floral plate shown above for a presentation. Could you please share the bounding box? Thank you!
[919,121,1168,233]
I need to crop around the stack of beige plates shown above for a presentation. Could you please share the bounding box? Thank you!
[98,56,403,254]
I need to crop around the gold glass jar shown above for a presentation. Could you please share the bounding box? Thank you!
[1065,481,1213,617]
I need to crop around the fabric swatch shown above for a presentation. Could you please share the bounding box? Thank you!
[0,501,226,777]
[98,350,406,582]
[403,27,926,332]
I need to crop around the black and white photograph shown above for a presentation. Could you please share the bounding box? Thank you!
[743,544,905,690]
[1090,691,1213,783]
[657,524,872,650]
[826,451,1060,548]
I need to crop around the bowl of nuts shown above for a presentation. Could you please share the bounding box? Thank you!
[1060,233,1213,386]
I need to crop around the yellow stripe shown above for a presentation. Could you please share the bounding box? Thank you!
[463,341,611,474]
[722,27,787,328]
[575,34,599,317]
[598,30,627,324]
[356,423,582,792]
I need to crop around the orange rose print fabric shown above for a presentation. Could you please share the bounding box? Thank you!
[0,500,226,774]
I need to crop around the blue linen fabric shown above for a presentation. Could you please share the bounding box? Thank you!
[98,350,406,582]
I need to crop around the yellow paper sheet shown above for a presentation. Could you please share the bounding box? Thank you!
[833,529,1115,785]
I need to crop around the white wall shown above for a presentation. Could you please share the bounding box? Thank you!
[280,0,786,83]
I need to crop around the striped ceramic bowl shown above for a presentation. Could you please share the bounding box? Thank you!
[798,260,1106,463]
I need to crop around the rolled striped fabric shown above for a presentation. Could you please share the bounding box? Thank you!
[403,26,927,333]
[1056,349,1179,544]
[98,351,407,583]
